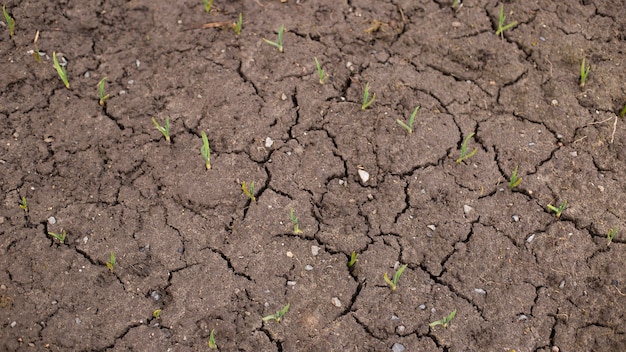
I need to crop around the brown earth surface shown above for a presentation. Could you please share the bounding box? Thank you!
[1,0,626,351]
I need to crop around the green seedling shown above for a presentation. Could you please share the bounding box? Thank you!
[509,165,522,188]
[202,0,214,13]
[152,309,161,319]
[106,251,115,272]
[18,196,28,212]
[314,57,328,84]
[207,329,217,349]
[2,4,14,37]
[383,264,408,291]
[242,181,256,202]
[32,30,42,64]
[48,230,67,244]
[396,106,420,134]
[429,309,457,329]
[289,209,302,234]
[607,227,618,246]
[579,57,590,88]
[348,251,358,268]
[547,200,567,219]
[152,117,171,142]
[98,77,110,107]
[361,82,376,110]
[620,104,626,119]
[495,4,517,38]
[456,132,478,164]
[232,13,243,35]
[262,303,290,323]
[263,24,284,52]
[452,0,462,9]
[53,52,70,89]
[200,131,211,169]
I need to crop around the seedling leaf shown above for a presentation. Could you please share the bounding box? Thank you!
[106,251,115,272]
[509,165,522,188]
[152,309,161,319]
[242,181,256,202]
[18,196,28,212]
[2,5,14,37]
[200,131,211,169]
[547,200,567,219]
[607,227,618,246]
[348,251,358,267]
[98,77,110,107]
[152,117,171,142]
[314,57,328,84]
[396,106,420,134]
[233,13,243,35]
[48,230,67,244]
[202,0,214,13]
[361,82,376,110]
[579,58,590,88]
[207,329,217,349]
[456,132,478,164]
[289,208,303,234]
[263,25,284,52]
[53,52,70,89]
[429,309,457,328]
[384,264,408,291]
[620,104,626,119]
[262,303,290,323]
[495,4,517,38]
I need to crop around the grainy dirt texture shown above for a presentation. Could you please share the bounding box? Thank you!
[1,0,626,351]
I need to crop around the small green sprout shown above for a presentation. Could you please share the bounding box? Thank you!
[396,106,420,134]
[456,132,478,164]
[361,82,376,110]
[106,251,116,272]
[242,181,256,202]
[262,303,290,323]
[2,4,14,37]
[452,0,462,9]
[348,251,358,268]
[48,230,67,244]
[607,227,618,246]
[232,13,242,35]
[579,57,590,88]
[53,52,70,89]
[152,117,171,142]
[18,196,28,212]
[314,57,328,84]
[207,329,217,349]
[509,165,522,188]
[429,309,457,329]
[383,264,408,291]
[98,77,110,107]
[289,209,302,234]
[263,24,284,53]
[32,30,42,64]
[620,104,626,119]
[200,131,211,170]
[495,4,517,38]
[152,309,161,319]
[547,200,567,219]
[202,0,214,13]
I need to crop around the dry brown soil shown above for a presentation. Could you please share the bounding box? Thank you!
[1,0,626,351]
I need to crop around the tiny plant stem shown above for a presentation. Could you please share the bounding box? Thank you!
[202,0,214,13]
[32,30,42,63]
[429,309,457,328]
[263,25,284,52]
[607,227,618,246]
[242,181,256,202]
[106,251,116,272]
[509,165,522,188]
[495,4,517,38]
[152,309,161,319]
[262,303,290,323]
[384,264,407,291]
[547,200,567,219]
[2,5,14,37]
[207,329,217,349]
[48,230,67,244]
[620,104,626,119]
[314,57,328,84]
[456,132,478,164]
[233,13,242,35]
[98,77,110,107]
[290,209,303,234]
[53,52,70,89]
[152,117,171,142]
[348,251,358,267]
[19,196,28,212]
[361,82,376,110]
[579,58,590,88]
[200,131,211,169]
[396,106,420,134]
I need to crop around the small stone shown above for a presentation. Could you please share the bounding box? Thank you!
[418,304,426,310]
[47,216,56,224]
[331,297,342,307]
[569,151,577,157]
[311,246,320,256]
[451,21,461,28]
[84,72,90,78]
[287,281,296,286]
[518,314,528,321]
[135,59,141,68]
[75,318,81,324]
[552,346,560,352]
[286,251,294,258]
[551,99,558,106]
[10,321,16,328]
[463,205,473,214]
[281,93,287,100]
[128,80,134,85]
[150,291,161,301]
[392,343,406,352]
[396,325,406,334]
[265,137,274,148]
[427,225,436,231]
[83,236,89,244]
[512,214,519,222]
[305,265,313,271]
[358,169,370,183]
[559,280,565,289]
[474,288,486,294]
[526,234,535,243]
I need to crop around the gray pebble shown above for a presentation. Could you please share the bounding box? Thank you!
[305,265,313,271]
[392,343,406,352]
[48,216,56,224]
[512,214,519,222]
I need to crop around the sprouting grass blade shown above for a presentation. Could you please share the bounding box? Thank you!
[509,165,522,188]
[3,5,14,37]
[53,52,70,89]
[429,309,457,328]
[456,132,478,164]
[396,106,420,134]
[263,25,284,52]
[361,82,376,110]
[233,13,242,35]
[200,131,211,169]
[579,58,590,88]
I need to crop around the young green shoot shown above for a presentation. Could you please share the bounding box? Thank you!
[263,24,284,52]
[396,106,420,134]
[361,82,376,110]
[509,165,522,188]
[207,329,217,349]
[200,131,211,170]
[18,196,28,212]
[579,57,590,88]
[547,200,567,219]
[152,309,161,319]
[383,264,408,291]
[456,132,478,164]
[202,0,214,13]
[48,230,67,244]
[607,227,618,246]
[232,13,242,35]
[262,303,290,323]
[429,309,457,329]
[289,209,303,234]
[53,52,70,89]
[452,0,462,9]
[152,117,171,143]
[2,5,14,37]
[348,251,358,268]
[98,77,110,107]
[32,30,42,64]
[495,4,517,38]
[242,181,256,202]
[620,104,626,119]
[314,57,328,84]
[106,251,116,273]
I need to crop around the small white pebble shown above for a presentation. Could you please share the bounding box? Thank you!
[10,321,16,328]
[396,325,406,334]
[311,246,320,256]
[286,251,293,258]
[559,280,565,289]
[281,93,287,100]
[527,234,535,243]
[512,214,519,222]
[518,314,528,321]
[474,288,486,294]
[569,151,577,157]
[451,21,461,28]
[551,99,558,106]
[392,343,406,352]
[287,281,296,286]
[84,72,91,78]
[75,318,81,324]
[265,137,274,148]
[358,169,370,183]
[463,205,474,214]
[418,304,426,310]
[427,225,436,231]
[305,265,313,271]
[331,297,342,307]
[47,217,56,224]
[135,59,141,68]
